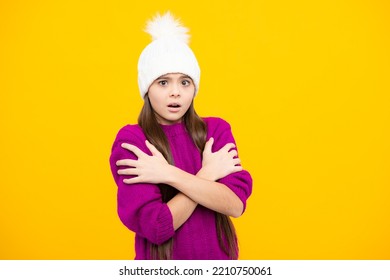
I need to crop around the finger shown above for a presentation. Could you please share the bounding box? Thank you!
[121,143,145,158]
[123,177,141,184]
[145,140,164,158]
[221,143,236,153]
[203,137,214,154]
[116,159,138,167]
[117,168,138,176]
[228,149,238,158]
[233,165,243,172]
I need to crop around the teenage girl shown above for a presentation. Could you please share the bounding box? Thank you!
[109,12,252,260]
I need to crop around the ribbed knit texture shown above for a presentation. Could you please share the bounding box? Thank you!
[109,117,252,259]
[138,38,200,99]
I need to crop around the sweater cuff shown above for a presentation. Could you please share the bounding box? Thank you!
[155,204,175,245]
[219,176,250,214]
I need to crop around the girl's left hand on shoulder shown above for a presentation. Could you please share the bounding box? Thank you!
[116,140,170,185]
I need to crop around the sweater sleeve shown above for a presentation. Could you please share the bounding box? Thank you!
[109,125,175,245]
[206,118,253,214]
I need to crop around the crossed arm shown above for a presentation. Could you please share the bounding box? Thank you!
[116,138,243,230]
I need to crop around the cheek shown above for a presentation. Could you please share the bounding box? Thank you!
[147,97,161,113]
[183,88,195,102]
[183,96,194,110]
[148,91,163,106]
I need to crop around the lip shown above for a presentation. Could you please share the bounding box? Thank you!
[167,103,181,113]
[168,102,181,107]
[167,107,181,113]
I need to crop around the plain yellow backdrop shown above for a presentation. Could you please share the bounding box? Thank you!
[1,0,389,259]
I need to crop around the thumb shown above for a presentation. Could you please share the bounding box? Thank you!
[204,137,214,154]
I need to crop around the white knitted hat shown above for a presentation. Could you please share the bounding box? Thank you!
[137,12,200,99]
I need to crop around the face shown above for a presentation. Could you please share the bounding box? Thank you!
[147,73,195,125]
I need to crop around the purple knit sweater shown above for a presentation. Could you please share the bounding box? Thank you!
[109,117,252,259]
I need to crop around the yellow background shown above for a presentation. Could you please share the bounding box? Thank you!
[1,0,389,259]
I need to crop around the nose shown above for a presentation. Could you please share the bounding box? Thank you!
[170,83,180,97]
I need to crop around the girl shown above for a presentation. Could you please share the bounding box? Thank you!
[109,12,252,260]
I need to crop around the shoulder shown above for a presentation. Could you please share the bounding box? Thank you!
[202,117,231,135]
[202,116,231,130]
[111,124,147,151]
[115,124,144,139]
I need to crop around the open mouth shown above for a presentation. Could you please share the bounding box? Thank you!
[168,103,181,108]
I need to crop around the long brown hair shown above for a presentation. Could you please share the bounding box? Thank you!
[138,95,238,259]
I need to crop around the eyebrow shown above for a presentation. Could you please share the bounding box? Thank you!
[156,74,191,80]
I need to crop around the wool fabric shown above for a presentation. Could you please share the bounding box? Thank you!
[109,117,252,259]
[137,12,201,99]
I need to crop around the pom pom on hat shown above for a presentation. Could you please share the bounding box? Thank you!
[137,12,200,99]
[145,11,190,44]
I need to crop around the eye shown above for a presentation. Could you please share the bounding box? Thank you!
[182,79,192,86]
[158,80,168,86]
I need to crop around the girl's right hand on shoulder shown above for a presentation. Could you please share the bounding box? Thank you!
[116,140,171,185]
[198,137,243,181]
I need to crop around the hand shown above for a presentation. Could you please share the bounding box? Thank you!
[116,140,171,184]
[198,137,243,181]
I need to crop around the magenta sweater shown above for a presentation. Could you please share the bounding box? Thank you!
[109,117,252,259]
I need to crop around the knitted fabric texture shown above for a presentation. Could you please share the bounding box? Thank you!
[137,12,201,99]
[109,117,252,259]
